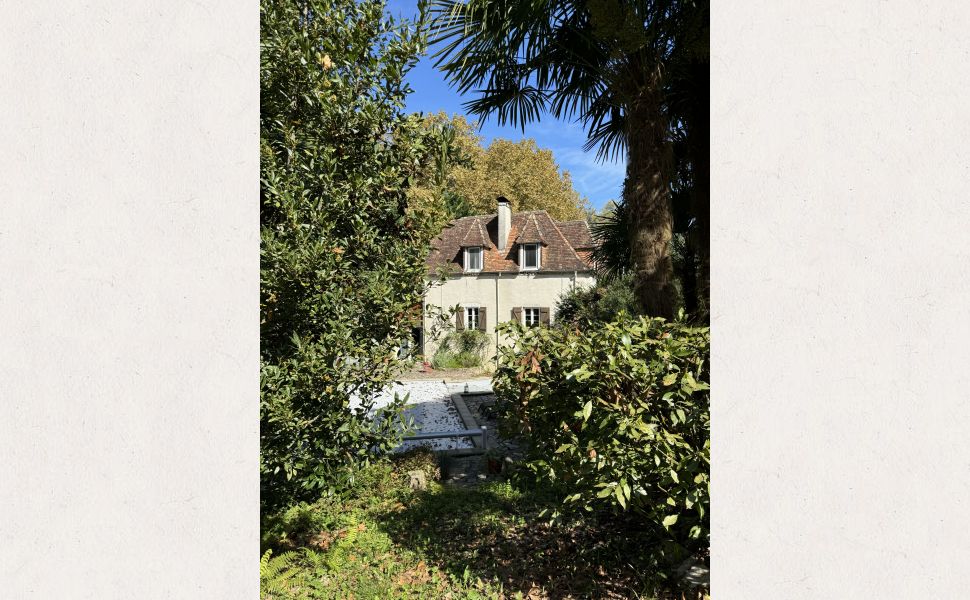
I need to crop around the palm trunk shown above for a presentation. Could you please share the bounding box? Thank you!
[688,60,710,322]
[625,68,676,319]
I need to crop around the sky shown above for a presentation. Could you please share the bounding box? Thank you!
[384,0,624,211]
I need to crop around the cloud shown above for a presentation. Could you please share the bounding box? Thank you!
[553,146,625,207]
[479,118,626,210]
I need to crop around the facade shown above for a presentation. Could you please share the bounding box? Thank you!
[420,197,597,361]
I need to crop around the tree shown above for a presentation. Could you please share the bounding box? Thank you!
[260,0,445,507]
[430,0,706,318]
[453,136,591,220]
[664,0,710,319]
[589,200,632,282]
[406,113,479,222]
[591,192,700,318]
[413,112,591,221]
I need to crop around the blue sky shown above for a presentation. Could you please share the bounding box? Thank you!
[385,0,624,211]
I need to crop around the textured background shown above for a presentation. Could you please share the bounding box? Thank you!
[712,1,970,597]
[0,2,258,598]
[3,1,970,598]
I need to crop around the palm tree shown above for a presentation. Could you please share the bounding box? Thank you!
[590,200,632,283]
[428,0,705,318]
[664,0,709,319]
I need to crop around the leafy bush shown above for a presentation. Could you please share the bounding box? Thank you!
[555,272,639,326]
[260,0,448,508]
[492,316,710,550]
[259,448,674,599]
[389,447,441,484]
[431,329,489,369]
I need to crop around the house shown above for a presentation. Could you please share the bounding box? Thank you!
[419,196,597,361]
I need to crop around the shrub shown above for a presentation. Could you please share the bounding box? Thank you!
[260,0,448,508]
[431,329,489,369]
[492,316,710,550]
[555,273,639,326]
[389,446,441,484]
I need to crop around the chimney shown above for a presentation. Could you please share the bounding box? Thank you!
[497,196,511,251]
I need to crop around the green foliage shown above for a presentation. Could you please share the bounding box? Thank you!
[431,329,489,369]
[259,450,675,599]
[555,273,639,326]
[260,549,303,599]
[590,198,702,319]
[492,316,710,550]
[261,0,448,508]
[429,0,710,317]
[411,112,591,221]
[589,200,632,282]
[390,447,442,483]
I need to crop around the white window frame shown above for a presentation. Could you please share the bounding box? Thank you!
[520,243,540,271]
[523,307,541,327]
[464,246,483,272]
[465,306,480,330]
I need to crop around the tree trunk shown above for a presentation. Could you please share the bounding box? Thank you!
[687,59,710,323]
[625,69,676,319]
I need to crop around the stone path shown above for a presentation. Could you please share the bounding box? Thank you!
[354,378,526,485]
[439,388,527,487]
[352,380,473,451]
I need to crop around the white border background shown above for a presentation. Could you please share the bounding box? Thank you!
[713,1,970,597]
[0,2,259,598]
[3,1,970,598]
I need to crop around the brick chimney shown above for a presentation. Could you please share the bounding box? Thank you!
[497,196,511,251]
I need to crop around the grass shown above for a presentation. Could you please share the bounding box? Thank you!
[261,449,703,599]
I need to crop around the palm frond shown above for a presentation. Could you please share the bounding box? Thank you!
[589,200,633,281]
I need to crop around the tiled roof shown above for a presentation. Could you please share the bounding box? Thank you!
[557,220,594,250]
[427,210,595,274]
[514,214,546,244]
[459,217,492,248]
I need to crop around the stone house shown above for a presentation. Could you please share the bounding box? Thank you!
[418,197,597,361]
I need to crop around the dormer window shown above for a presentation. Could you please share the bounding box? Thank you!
[464,246,483,272]
[520,243,540,271]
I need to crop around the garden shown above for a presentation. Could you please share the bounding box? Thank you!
[261,0,709,597]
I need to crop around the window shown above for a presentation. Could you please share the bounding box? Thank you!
[523,307,540,327]
[465,306,480,330]
[520,243,540,270]
[464,246,482,272]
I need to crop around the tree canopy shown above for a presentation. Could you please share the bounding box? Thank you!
[412,112,591,221]
[260,0,447,507]
[430,0,710,319]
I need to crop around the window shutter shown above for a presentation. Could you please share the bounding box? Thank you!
[456,306,464,330]
[539,307,550,326]
[478,307,487,331]
[512,307,522,323]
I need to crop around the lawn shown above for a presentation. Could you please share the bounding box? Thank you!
[261,450,705,600]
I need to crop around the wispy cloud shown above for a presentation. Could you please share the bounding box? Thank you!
[554,147,625,207]
[479,119,626,210]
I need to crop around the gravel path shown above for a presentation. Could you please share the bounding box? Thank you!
[367,381,473,451]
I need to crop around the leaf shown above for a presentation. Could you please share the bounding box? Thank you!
[582,401,592,421]
[555,444,572,454]
[662,514,678,528]
[614,485,627,509]
[669,469,679,484]
[662,373,677,386]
